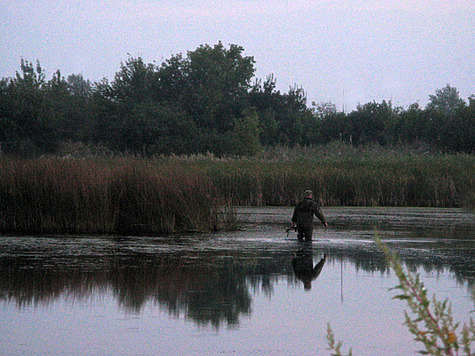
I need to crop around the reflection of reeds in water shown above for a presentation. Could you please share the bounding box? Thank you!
[0,158,221,234]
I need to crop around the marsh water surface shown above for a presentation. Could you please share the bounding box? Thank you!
[0,207,473,355]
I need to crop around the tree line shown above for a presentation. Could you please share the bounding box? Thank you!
[0,42,473,156]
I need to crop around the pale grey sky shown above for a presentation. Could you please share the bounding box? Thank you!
[1,0,473,110]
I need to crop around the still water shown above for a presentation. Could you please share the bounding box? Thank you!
[0,207,473,355]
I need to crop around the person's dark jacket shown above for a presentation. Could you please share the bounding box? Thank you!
[291,197,326,227]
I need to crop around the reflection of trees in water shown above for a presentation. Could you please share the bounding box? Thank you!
[317,241,474,289]
[147,255,253,328]
[0,258,109,308]
[0,240,472,328]
[0,252,264,329]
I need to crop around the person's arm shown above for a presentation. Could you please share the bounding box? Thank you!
[312,254,326,279]
[313,204,328,227]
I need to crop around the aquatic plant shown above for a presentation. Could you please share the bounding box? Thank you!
[0,157,221,234]
[326,324,352,356]
[326,236,475,355]
[0,149,472,234]
[164,150,473,208]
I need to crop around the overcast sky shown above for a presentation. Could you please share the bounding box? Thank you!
[1,0,473,110]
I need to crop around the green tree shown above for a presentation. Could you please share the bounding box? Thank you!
[312,101,337,118]
[424,86,471,152]
[0,60,59,155]
[0,78,13,152]
[394,103,425,145]
[92,58,159,154]
[438,98,474,152]
[348,100,395,146]
[153,54,187,104]
[113,102,197,155]
[320,111,351,144]
[66,74,93,142]
[232,108,261,156]
[98,44,256,155]
[426,85,465,116]
[313,101,348,144]
[43,70,71,147]
[110,57,156,105]
[89,78,120,148]
[278,86,308,146]
[183,42,255,133]
[249,77,318,146]
[249,75,282,146]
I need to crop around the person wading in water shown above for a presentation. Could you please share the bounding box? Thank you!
[290,190,327,241]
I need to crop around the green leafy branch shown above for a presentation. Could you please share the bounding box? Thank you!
[326,323,352,356]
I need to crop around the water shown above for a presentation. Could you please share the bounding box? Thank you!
[0,207,473,355]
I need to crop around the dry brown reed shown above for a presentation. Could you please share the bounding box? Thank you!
[0,157,220,234]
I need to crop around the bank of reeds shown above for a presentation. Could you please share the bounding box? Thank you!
[0,149,472,234]
[160,149,474,208]
[206,158,472,207]
[0,158,221,234]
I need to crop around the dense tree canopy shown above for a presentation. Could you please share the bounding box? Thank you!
[0,45,473,156]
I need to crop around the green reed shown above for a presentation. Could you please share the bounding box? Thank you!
[0,157,221,234]
[165,152,473,208]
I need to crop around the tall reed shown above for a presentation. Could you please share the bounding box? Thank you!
[162,151,474,208]
[0,157,220,234]
[0,150,472,234]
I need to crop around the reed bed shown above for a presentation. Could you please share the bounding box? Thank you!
[0,151,472,234]
[162,152,474,208]
[0,158,220,234]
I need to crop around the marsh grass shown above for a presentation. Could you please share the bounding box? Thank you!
[0,158,220,234]
[0,147,472,234]
[166,148,473,208]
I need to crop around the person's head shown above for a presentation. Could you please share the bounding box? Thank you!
[304,190,313,198]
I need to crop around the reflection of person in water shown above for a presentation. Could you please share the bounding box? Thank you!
[291,243,326,291]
